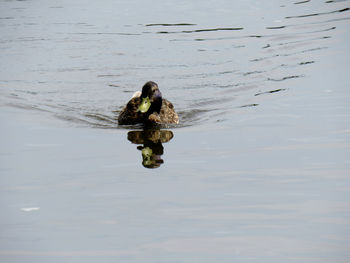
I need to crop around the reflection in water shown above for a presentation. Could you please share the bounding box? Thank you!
[128,129,174,168]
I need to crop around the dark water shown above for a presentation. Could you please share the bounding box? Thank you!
[1,0,350,262]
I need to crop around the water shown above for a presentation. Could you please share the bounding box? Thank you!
[1,0,350,262]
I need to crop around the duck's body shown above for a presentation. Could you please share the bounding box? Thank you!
[118,96,179,125]
[118,81,179,125]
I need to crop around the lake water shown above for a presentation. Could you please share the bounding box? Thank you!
[1,0,350,262]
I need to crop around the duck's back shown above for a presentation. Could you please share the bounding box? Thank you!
[118,97,179,125]
[158,99,179,124]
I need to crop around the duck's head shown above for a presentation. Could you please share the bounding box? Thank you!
[138,81,162,114]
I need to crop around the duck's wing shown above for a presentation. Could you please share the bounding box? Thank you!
[159,99,179,124]
[118,97,142,125]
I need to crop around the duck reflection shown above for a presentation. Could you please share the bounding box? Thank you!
[127,129,174,169]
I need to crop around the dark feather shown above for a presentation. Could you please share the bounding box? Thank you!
[118,96,179,125]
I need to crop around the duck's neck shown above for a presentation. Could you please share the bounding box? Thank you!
[149,98,162,114]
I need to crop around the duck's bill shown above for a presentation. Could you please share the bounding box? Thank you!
[138,97,151,113]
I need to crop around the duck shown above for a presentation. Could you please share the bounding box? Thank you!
[118,81,179,125]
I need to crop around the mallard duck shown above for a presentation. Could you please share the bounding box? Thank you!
[118,81,179,125]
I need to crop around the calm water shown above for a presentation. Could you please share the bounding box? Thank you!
[1,0,350,262]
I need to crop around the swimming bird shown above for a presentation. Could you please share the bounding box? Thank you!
[118,81,179,125]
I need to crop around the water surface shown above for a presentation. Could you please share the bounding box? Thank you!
[1,0,350,262]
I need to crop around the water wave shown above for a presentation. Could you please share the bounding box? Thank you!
[1,0,348,129]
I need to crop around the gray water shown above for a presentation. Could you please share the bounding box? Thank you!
[1,0,350,262]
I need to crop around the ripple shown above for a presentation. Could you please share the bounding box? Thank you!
[267,75,304,82]
[84,113,118,125]
[294,0,310,4]
[156,27,243,34]
[326,0,349,3]
[299,61,315,65]
[176,109,211,127]
[239,104,259,108]
[255,89,286,96]
[266,26,286,30]
[145,23,196,26]
[285,7,349,19]
[69,32,141,36]
[250,47,328,62]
